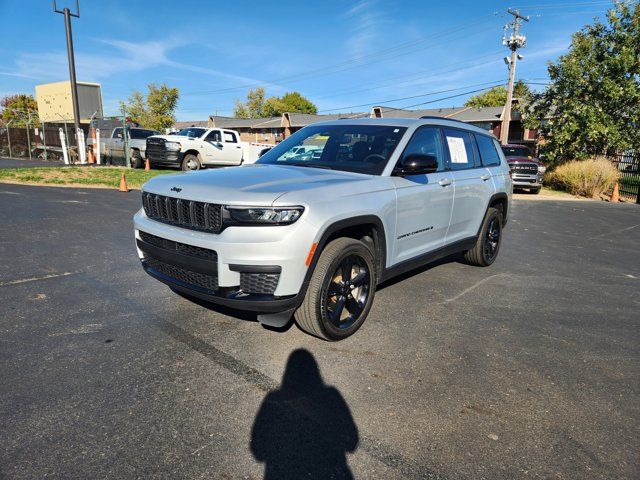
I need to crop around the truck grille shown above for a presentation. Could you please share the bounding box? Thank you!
[142,192,222,233]
[510,163,538,174]
[146,137,166,160]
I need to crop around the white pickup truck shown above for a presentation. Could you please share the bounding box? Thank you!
[102,127,159,168]
[146,127,271,170]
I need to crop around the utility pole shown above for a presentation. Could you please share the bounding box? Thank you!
[53,0,81,149]
[500,8,529,145]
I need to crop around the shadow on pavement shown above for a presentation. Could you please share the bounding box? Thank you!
[250,349,359,479]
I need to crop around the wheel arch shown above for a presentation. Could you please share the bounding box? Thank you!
[488,192,509,226]
[307,215,387,287]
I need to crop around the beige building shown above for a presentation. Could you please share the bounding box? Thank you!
[35,80,103,123]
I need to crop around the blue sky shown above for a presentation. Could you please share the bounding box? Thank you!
[0,0,617,120]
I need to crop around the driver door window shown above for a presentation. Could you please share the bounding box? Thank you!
[205,130,221,143]
[397,126,445,172]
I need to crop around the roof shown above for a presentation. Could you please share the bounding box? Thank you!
[173,120,208,129]
[286,113,355,127]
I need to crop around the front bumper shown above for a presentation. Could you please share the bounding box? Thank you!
[134,209,316,312]
[512,174,543,188]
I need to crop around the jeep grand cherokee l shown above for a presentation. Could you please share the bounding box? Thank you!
[134,117,512,340]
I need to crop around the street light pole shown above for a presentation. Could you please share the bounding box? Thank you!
[53,1,81,148]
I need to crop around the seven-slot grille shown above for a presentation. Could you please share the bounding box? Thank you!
[510,163,538,175]
[142,192,222,233]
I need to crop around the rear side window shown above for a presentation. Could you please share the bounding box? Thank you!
[475,134,501,167]
[223,131,237,143]
[442,128,478,170]
[399,126,445,172]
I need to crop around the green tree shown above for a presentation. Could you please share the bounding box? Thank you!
[526,1,640,162]
[121,83,179,131]
[1,94,39,126]
[233,89,317,118]
[464,81,531,108]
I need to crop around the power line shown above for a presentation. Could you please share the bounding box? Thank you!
[378,85,507,113]
[181,14,501,97]
[317,80,506,113]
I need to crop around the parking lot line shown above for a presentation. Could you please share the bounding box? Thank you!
[0,271,78,287]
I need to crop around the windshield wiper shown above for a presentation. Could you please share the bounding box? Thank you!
[286,162,333,170]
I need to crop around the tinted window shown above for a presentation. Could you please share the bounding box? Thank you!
[205,130,221,143]
[223,131,237,143]
[501,145,531,157]
[129,129,158,139]
[398,126,445,172]
[257,124,407,175]
[442,128,478,170]
[113,128,123,138]
[177,127,207,138]
[475,134,501,167]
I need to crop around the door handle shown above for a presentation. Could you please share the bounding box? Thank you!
[235,146,241,149]
[438,178,452,187]
[480,174,491,181]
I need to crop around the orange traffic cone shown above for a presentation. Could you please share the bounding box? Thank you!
[145,158,150,171]
[610,181,619,203]
[119,172,129,192]
[87,150,95,164]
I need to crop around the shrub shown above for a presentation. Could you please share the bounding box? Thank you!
[545,157,620,198]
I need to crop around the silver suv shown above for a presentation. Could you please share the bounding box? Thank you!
[134,117,512,340]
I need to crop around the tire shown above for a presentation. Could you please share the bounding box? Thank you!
[530,187,541,194]
[464,207,503,267]
[130,150,142,169]
[181,154,201,171]
[295,238,376,341]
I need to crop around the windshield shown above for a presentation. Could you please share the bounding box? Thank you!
[129,129,159,139]
[176,127,207,138]
[256,124,407,175]
[501,146,531,157]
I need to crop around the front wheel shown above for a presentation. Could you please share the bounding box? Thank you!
[130,150,142,169]
[181,154,201,171]
[464,207,503,267]
[296,238,376,341]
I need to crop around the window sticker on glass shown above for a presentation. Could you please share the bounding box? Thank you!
[446,136,468,164]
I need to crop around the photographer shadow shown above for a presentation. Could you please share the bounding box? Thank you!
[250,349,358,479]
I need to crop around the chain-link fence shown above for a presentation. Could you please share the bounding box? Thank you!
[0,110,136,167]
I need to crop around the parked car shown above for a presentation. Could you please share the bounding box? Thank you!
[134,117,512,340]
[281,145,321,160]
[501,144,545,194]
[145,127,268,170]
[104,127,159,168]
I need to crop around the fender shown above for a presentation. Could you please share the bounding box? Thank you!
[298,215,388,300]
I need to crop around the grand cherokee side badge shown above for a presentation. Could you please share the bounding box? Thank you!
[170,187,182,193]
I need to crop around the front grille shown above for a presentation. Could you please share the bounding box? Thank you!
[146,138,166,160]
[145,258,218,292]
[510,163,538,174]
[142,192,222,233]
[240,272,280,295]
[139,231,216,259]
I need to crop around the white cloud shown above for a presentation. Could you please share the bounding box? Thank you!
[343,0,385,58]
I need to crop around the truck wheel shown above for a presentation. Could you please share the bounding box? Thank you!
[130,150,142,169]
[181,154,201,171]
[464,207,502,267]
[296,238,376,341]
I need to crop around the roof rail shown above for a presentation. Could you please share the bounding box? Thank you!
[419,115,469,125]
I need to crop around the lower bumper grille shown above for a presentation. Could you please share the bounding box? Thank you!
[240,272,280,295]
[145,257,219,292]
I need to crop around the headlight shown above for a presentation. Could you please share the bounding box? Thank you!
[538,165,546,174]
[224,206,304,225]
[165,141,181,151]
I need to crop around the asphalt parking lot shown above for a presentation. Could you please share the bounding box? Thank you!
[1,184,639,479]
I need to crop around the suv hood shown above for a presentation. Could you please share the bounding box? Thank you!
[142,164,379,206]
[506,156,543,165]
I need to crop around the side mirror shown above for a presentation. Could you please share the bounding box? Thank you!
[395,154,439,175]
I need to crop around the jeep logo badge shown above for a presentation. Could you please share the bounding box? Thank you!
[170,187,182,193]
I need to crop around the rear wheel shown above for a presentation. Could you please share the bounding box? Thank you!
[464,207,503,267]
[296,238,376,341]
[181,154,201,171]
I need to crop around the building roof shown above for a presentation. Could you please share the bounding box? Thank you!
[173,120,208,129]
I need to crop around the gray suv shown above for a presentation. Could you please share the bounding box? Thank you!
[134,117,513,340]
